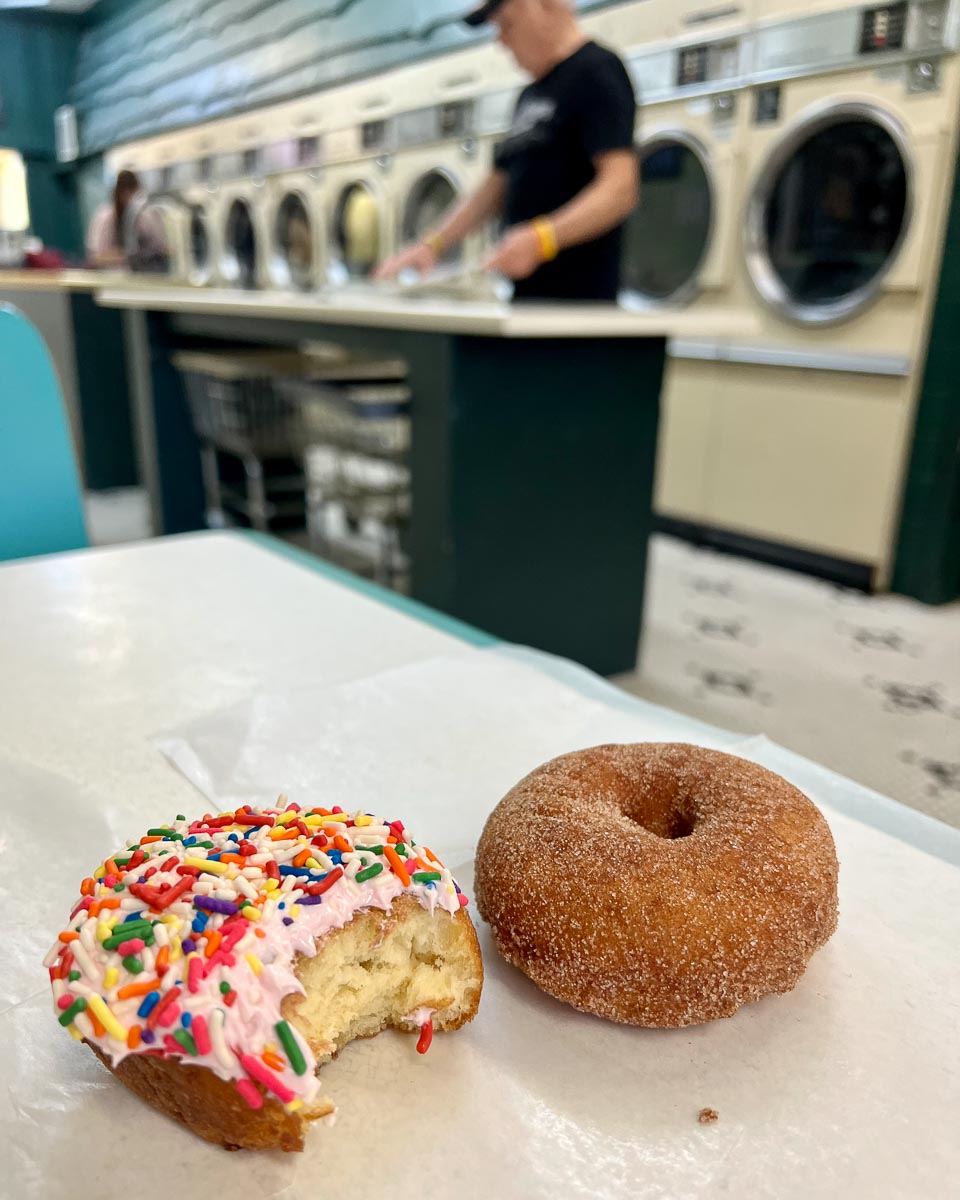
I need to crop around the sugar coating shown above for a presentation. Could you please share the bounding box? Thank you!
[474,743,839,1027]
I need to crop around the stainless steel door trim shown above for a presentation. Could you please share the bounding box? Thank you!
[744,99,914,328]
[668,338,913,375]
[399,165,462,247]
[619,129,716,311]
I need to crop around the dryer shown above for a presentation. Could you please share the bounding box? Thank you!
[262,135,325,291]
[177,155,218,287]
[666,0,960,586]
[324,121,396,286]
[620,26,755,525]
[389,99,491,268]
[215,147,269,290]
[621,31,751,310]
[134,158,189,281]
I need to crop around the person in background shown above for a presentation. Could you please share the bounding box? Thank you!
[85,169,167,270]
[375,0,638,301]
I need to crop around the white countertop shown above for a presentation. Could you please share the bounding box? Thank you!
[0,269,126,293]
[2,531,958,1199]
[0,532,467,800]
[96,283,762,340]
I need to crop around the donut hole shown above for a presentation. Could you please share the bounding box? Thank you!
[622,793,697,840]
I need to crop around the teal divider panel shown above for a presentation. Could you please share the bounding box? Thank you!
[239,529,499,648]
[72,0,630,152]
[0,304,88,562]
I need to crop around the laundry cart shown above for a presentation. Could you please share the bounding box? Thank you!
[173,348,315,534]
[174,346,411,585]
[279,346,411,588]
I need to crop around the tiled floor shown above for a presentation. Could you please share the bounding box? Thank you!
[84,487,152,546]
[616,535,960,829]
[84,490,960,829]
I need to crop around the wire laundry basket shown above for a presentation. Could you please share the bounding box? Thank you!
[173,345,412,585]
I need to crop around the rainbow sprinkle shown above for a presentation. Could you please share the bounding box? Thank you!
[44,801,466,1112]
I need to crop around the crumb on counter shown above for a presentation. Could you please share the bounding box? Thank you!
[698,1107,719,1124]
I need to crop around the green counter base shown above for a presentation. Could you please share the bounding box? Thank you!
[141,311,665,676]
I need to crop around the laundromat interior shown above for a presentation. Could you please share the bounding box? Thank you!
[1,1,959,821]
[5,1,960,1187]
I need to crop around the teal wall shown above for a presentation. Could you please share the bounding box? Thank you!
[72,0,627,154]
[0,12,83,255]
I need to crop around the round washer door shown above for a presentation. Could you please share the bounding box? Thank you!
[272,191,314,289]
[188,204,211,283]
[222,197,258,288]
[746,103,910,325]
[332,181,381,280]
[620,135,713,306]
[127,200,173,275]
[402,169,461,264]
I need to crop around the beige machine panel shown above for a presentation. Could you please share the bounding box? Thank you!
[703,363,911,568]
[654,359,719,517]
[752,0,866,24]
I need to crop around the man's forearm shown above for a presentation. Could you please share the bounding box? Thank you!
[549,158,638,251]
[431,171,507,251]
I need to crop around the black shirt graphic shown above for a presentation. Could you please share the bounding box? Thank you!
[494,40,637,302]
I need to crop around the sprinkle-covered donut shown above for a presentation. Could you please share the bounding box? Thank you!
[45,800,483,1150]
[475,744,838,1026]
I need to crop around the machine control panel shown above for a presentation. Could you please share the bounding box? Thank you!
[361,119,389,151]
[754,85,781,124]
[859,2,908,53]
[170,161,195,188]
[675,38,741,89]
[262,139,298,173]
[439,100,474,139]
[297,135,320,167]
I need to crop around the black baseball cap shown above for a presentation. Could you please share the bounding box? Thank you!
[463,0,506,26]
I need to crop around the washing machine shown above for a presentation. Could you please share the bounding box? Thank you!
[388,99,493,267]
[664,0,960,587]
[621,29,752,310]
[176,154,219,287]
[262,135,326,291]
[215,146,269,290]
[619,25,756,524]
[135,157,189,282]
[323,121,399,286]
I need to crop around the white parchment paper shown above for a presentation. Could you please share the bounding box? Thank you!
[6,651,959,1199]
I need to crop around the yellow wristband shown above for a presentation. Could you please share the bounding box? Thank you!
[422,232,444,256]
[532,217,559,263]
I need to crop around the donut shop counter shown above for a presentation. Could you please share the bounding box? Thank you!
[95,282,760,676]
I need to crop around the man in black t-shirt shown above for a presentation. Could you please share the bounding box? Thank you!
[376,0,638,302]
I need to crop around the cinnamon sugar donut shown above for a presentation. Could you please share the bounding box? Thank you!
[474,744,838,1026]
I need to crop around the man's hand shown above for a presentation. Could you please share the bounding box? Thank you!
[374,241,438,281]
[483,223,544,280]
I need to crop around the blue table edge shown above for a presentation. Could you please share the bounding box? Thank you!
[239,529,498,648]
[242,529,960,869]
